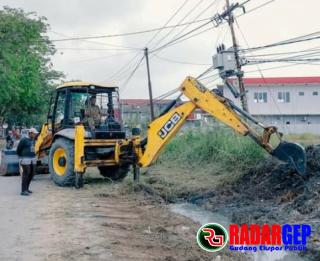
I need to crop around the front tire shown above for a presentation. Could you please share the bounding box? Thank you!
[49,138,75,186]
[98,166,129,181]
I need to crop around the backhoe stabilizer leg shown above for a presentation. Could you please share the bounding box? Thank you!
[75,172,84,189]
[133,164,140,182]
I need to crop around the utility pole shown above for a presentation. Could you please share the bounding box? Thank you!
[225,0,249,112]
[144,47,155,120]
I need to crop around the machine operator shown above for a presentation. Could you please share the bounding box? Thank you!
[84,95,101,130]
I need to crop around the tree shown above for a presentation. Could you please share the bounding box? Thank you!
[0,7,64,127]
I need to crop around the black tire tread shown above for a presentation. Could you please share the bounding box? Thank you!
[49,138,75,187]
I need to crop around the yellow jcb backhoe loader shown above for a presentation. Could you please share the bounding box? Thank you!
[32,76,306,188]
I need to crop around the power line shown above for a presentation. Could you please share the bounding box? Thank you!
[112,2,217,87]
[237,0,275,17]
[104,1,194,89]
[199,71,220,81]
[106,52,142,82]
[150,20,214,53]
[233,15,287,130]
[50,30,138,50]
[49,17,213,42]
[150,0,205,50]
[157,0,221,52]
[157,25,215,51]
[244,46,320,58]
[154,54,211,66]
[69,52,134,64]
[240,31,320,53]
[55,47,137,52]
[244,62,319,74]
[244,48,320,64]
[119,55,145,92]
[246,58,320,64]
[196,66,215,79]
[138,88,180,106]
[145,0,190,47]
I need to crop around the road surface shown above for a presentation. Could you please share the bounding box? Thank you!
[0,173,217,261]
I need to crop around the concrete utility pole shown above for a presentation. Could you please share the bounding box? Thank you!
[225,0,249,112]
[144,47,155,120]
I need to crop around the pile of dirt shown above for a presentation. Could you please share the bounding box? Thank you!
[196,145,320,260]
[129,145,320,259]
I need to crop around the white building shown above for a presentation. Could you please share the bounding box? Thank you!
[222,77,320,134]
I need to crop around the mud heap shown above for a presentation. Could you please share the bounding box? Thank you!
[200,145,320,260]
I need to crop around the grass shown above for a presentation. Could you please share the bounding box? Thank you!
[159,128,267,171]
[284,133,320,146]
[121,128,268,202]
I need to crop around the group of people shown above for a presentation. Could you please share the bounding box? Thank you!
[5,95,117,197]
[5,128,21,149]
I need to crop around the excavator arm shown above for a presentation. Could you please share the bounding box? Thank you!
[138,76,306,174]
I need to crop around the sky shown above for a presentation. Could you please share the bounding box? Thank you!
[1,0,320,99]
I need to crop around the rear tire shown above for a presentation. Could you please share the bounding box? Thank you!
[49,138,75,186]
[98,166,129,181]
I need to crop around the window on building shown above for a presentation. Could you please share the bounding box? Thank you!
[313,91,318,96]
[253,92,267,103]
[278,92,290,103]
[298,91,304,96]
[300,116,307,122]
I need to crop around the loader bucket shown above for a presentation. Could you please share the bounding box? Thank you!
[271,141,306,175]
[0,149,20,176]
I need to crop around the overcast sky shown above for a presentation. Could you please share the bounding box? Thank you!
[1,0,320,98]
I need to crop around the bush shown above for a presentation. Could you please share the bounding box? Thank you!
[160,128,266,171]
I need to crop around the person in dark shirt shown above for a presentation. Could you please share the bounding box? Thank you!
[6,131,14,149]
[16,128,38,196]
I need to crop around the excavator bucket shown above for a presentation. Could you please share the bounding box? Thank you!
[271,141,306,175]
[0,149,20,176]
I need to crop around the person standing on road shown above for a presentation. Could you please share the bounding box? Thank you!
[16,128,38,196]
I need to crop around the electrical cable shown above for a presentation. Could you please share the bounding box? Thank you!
[234,17,288,131]
[69,52,134,64]
[240,31,320,53]
[145,0,190,47]
[157,0,221,52]
[150,0,205,51]
[50,30,138,50]
[153,54,211,66]
[119,55,145,93]
[49,17,214,42]
[150,20,213,53]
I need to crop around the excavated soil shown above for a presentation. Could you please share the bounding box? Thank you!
[190,145,320,260]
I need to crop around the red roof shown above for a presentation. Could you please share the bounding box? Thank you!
[120,99,173,106]
[238,77,320,85]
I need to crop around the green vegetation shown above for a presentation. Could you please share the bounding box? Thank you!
[0,7,63,126]
[285,133,320,146]
[120,129,268,202]
[159,128,267,171]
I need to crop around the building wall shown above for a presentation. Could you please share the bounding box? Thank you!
[223,83,320,134]
[255,115,320,134]
[120,102,171,126]
[224,83,320,115]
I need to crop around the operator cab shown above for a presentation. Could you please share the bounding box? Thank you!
[49,82,125,139]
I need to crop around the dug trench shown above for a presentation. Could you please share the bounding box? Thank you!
[123,144,320,260]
